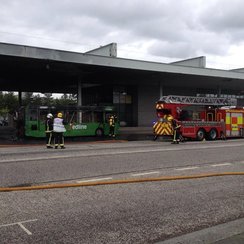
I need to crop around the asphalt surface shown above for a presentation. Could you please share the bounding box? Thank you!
[0,139,244,243]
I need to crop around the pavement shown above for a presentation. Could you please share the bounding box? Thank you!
[0,126,155,145]
[157,218,244,244]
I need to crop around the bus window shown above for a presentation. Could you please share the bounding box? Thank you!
[39,109,48,122]
[82,111,93,123]
[105,113,111,121]
[65,111,77,124]
[94,111,103,123]
[70,111,77,124]
[29,109,38,121]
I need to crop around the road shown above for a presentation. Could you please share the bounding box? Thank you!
[0,140,244,243]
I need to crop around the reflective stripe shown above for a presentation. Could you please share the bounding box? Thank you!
[53,118,66,132]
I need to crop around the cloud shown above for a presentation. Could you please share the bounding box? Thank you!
[199,0,244,34]
[0,0,244,68]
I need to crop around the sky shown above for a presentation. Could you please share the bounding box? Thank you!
[1,0,244,70]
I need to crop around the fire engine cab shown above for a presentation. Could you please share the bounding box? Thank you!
[153,95,244,141]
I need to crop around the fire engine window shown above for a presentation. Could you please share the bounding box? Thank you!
[180,105,204,121]
[192,112,200,120]
[207,113,214,121]
[180,110,191,120]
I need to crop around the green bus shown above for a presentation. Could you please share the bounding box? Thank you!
[22,105,119,138]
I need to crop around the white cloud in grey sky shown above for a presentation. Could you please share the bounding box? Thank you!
[1,0,244,69]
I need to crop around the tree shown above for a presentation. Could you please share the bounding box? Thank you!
[0,92,18,112]
[0,92,77,111]
[0,108,9,120]
[22,92,33,106]
[55,93,77,106]
[43,93,54,106]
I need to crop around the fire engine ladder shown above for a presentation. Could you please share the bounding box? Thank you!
[159,95,237,106]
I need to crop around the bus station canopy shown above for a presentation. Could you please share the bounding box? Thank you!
[1,42,244,94]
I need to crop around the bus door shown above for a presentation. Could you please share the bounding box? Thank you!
[25,107,40,137]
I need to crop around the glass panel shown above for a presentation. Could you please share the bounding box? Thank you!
[39,109,48,122]
[29,109,38,121]
[94,111,103,123]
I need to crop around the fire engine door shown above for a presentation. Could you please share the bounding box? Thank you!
[226,112,243,137]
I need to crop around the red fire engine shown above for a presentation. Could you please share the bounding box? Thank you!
[153,95,244,141]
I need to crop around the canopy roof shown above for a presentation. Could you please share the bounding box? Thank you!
[0,42,244,94]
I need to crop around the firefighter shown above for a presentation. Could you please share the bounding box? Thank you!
[171,119,181,144]
[45,113,54,148]
[109,114,116,138]
[53,112,66,149]
[163,110,173,122]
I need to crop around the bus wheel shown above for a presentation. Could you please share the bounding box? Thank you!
[196,129,205,141]
[95,128,104,137]
[208,129,217,140]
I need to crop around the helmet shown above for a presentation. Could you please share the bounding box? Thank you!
[47,113,53,119]
[57,112,63,118]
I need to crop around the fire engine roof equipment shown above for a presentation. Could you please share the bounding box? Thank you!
[158,95,237,106]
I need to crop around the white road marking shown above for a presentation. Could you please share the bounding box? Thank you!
[175,167,199,171]
[0,219,37,235]
[18,223,33,235]
[210,163,232,167]
[2,142,244,163]
[76,177,113,183]
[131,171,159,177]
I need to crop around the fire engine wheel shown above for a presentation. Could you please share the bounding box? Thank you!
[208,129,217,140]
[95,128,104,137]
[196,129,205,141]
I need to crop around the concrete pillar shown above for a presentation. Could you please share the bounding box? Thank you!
[77,80,82,106]
[77,80,83,123]
[159,81,163,98]
[18,91,22,106]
